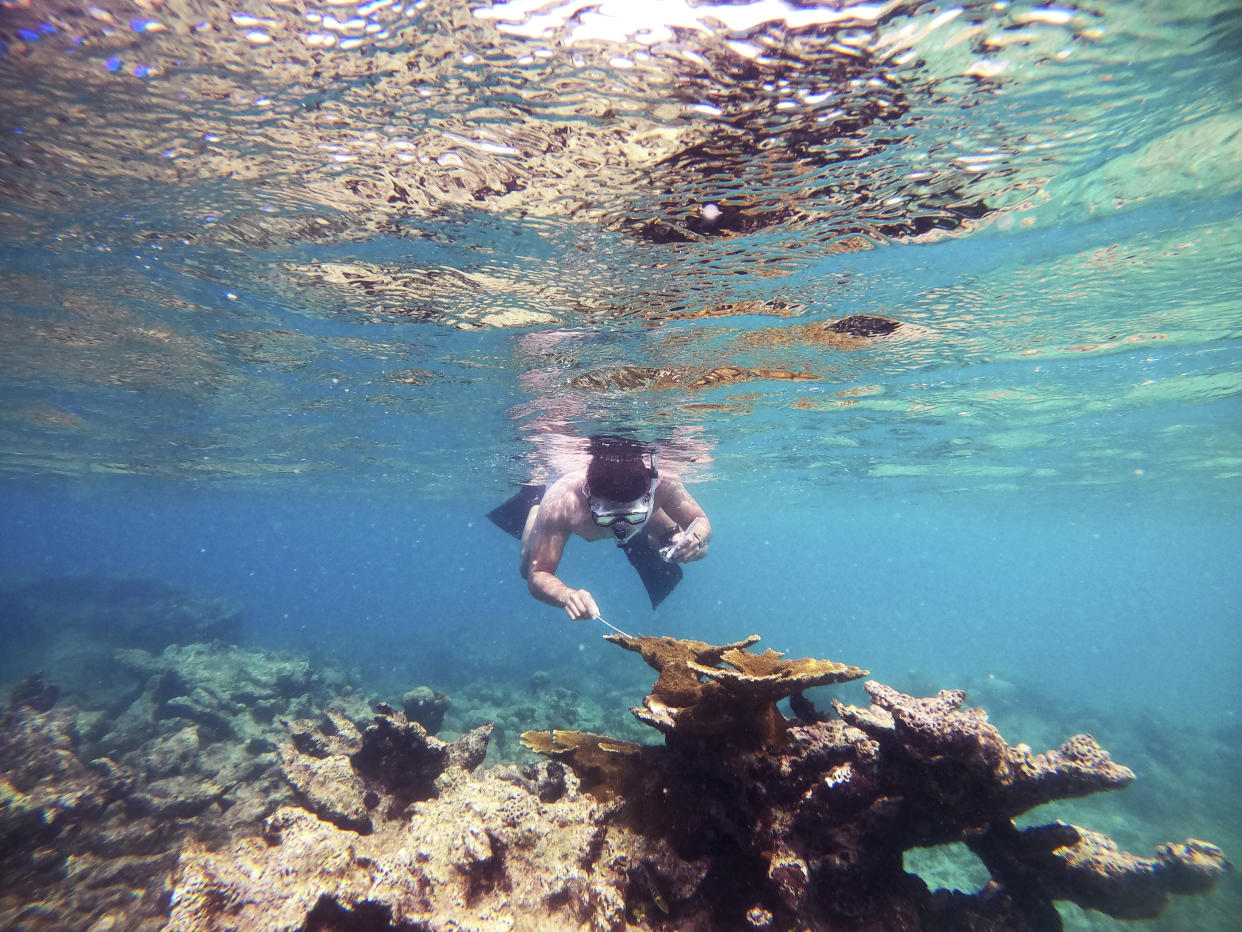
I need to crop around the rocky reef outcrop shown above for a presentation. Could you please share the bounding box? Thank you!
[517,634,1231,929]
[164,633,1231,932]
[0,578,243,687]
[172,751,702,932]
[0,643,434,931]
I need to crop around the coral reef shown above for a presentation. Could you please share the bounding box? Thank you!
[3,628,1232,931]
[164,633,1230,932]
[519,634,1230,930]
[0,643,444,931]
[172,735,703,932]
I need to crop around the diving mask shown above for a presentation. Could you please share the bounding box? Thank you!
[591,507,650,528]
[590,494,652,544]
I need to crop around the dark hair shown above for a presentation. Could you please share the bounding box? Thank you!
[585,435,656,501]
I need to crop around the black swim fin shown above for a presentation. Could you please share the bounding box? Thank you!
[486,484,546,539]
[621,537,683,609]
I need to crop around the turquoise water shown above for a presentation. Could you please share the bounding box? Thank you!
[1,0,1240,928]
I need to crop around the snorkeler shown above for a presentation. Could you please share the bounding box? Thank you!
[487,435,712,620]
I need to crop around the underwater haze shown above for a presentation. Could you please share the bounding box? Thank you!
[1,0,1240,929]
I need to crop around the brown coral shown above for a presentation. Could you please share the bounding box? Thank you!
[605,632,867,748]
[518,729,647,799]
[520,634,1231,930]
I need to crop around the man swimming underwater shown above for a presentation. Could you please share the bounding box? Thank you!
[492,435,712,621]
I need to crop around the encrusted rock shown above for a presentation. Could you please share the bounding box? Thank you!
[0,701,134,927]
[277,740,372,833]
[0,643,378,930]
[276,706,497,832]
[143,726,201,778]
[169,767,708,932]
[402,685,450,734]
[125,775,224,820]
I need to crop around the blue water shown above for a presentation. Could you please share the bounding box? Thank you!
[5,477,1237,725]
[1,0,1241,926]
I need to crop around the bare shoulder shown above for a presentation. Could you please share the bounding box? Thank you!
[655,472,706,526]
[655,471,688,500]
[536,471,589,528]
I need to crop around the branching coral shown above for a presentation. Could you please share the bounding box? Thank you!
[523,634,1231,929]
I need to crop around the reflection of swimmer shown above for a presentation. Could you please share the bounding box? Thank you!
[488,435,711,620]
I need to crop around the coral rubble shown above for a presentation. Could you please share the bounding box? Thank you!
[0,643,391,931]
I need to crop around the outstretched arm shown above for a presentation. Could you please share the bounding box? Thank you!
[521,494,600,621]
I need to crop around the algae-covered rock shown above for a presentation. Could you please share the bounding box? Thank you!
[401,685,450,734]
[278,739,373,833]
[275,705,496,833]
[100,642,329,760]
[125,774,224,819]
[0,642,378,930]
[170,764,708,932]
[0,700,132,927]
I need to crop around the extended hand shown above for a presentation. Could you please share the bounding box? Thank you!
[667,533,708,562]
[663,518,709,563]
[563,588,600,621]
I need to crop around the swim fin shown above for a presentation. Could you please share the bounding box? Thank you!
[486,484,546,539]
[621,537,683,609]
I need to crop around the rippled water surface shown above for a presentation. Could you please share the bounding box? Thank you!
[1,0,1238,491]
[1,2,1241,925]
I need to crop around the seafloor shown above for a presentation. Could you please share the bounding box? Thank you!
[0,578,1236,931]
